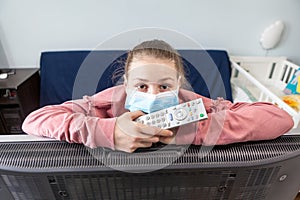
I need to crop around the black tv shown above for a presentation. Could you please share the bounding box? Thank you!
[0,135,300,200]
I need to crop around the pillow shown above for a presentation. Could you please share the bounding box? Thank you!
[231,80,257,103]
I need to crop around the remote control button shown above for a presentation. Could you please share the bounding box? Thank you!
[174,109,187,121]
[168,113,173,121]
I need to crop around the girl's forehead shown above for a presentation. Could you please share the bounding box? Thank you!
[127,56,177,82]
[129,56,176,69]
[127,64,178,83]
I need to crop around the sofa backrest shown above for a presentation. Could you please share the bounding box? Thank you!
[39,50,232,107]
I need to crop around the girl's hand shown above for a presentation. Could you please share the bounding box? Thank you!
[159,127,178,144]
[114,111,173,153]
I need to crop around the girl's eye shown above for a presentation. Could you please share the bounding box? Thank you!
[137,84,147,91]
[160,85,169,90]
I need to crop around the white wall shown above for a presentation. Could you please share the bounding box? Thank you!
[0,0,299,67]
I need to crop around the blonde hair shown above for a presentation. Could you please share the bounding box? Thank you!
[125,40,186,84]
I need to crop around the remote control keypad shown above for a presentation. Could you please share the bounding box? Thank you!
[135,98,208,129]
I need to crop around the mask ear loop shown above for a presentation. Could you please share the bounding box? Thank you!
[176,76,182,92]
[123,75,134,95]
[123,75,130,95]
[123,75,127,86]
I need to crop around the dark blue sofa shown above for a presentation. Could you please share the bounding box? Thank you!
[39,50,232,107]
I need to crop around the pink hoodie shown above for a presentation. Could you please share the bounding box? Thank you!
[22,85,294,150]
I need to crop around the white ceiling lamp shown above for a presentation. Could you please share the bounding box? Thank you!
[260,20,285,50]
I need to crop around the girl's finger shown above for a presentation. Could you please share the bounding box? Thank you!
[136,123,173,137]
[137,141,153,148]
[129,110,145,120]
[159,136,176,144]
[135,136,159,143]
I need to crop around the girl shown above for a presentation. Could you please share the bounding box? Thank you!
[22,40,294,153]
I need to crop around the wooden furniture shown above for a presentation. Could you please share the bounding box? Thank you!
[0,68,40,134]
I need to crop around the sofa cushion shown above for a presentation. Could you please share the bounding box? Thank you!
[39,50,232,107]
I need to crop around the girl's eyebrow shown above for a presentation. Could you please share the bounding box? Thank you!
[133,77,175,82]
[133,78,149,82]
[159,77,176,82]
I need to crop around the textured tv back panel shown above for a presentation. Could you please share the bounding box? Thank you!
[0,136,300,200]
[2,167,279,200]
[0,136,299,171]
[44,167,280,200]
[0,166,282,200]
[1,174,45,200]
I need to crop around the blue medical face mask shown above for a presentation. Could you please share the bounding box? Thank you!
[125,89,179,114]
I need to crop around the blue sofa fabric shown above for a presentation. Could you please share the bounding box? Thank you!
[39,50,232,107]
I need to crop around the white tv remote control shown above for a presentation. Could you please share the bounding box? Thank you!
[135,98,208,129]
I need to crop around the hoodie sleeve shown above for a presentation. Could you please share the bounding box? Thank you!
[175,97,294,146]
[22,96,116,150]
